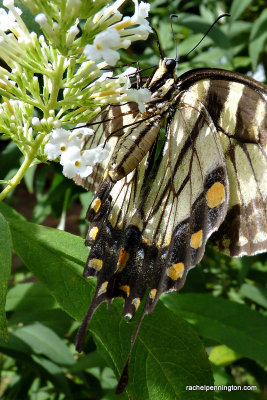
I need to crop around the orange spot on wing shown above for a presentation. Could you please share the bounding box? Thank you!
[206,182,225,208]
[89,258,103,271]
[89,226,98,241]
[92,198,101,213]
[149,288,157,300]
[167,263,184,280]
[190,230,203,249]
[116,248,130,272]
[98,281,108,295]
[120,285,130,297]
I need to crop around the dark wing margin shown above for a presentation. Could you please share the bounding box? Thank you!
[179,68,267,256]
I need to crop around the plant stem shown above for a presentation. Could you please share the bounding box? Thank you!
[0,131,47,202]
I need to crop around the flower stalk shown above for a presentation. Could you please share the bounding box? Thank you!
[0,130,47,201]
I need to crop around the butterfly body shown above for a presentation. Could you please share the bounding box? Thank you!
[76,56,267,351]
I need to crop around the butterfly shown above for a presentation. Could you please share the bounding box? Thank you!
[74,47,267,393]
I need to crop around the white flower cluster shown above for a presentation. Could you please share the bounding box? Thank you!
[0,0,152,191]
[44,127,111,179]
[84,0,152,66]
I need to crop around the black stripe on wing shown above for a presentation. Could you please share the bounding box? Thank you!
[184,71,267,256]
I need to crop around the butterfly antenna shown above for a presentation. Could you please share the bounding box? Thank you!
[170,14,179,62]
[152,27,164,59]
[115,296,150,394]
[184,13,231,59]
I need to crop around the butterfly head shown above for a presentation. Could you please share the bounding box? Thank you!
[148,57,177,90]
[159,57,176,76]
[164,58,177,72]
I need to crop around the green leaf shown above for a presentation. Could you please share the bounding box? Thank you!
[209,345,241,366]
[228,21,252,37]
[229,0,253,21]
[162,293,267,365]
[9,308,72,337]
[0,329,37,355]
[240,283,267,308]
[6,282,57,312]
[249,9,267,69]
[69,350,107,372]
[0,201,26,222]
[0,141,21,181]
[1,204,213,398]
[0,332,73,397]
[233,56,251,69]
[12,323,75,366]
[178,13,231,50]
[31,355,73,398]
[0,202,91,322]
[0,211,12,342]
[91,300,213,400]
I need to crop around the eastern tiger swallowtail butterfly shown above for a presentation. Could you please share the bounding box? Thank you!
[75,51,267,393]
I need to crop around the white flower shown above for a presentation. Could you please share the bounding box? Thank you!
[35,13,55,40]
[127,24,151,41]
[84,28,121,66]
[76,142,111,166]
[131,0,150,26]
[35,13,48,27]
[119,67,137,89]
[61,146,93,179]
[44,128,81,160]
[45,126,111,179]
[74,125,95,137]
[66,23,79,45]
[60,142,110,179]
[3,0,15,7]
[94,142,111,163]
[31,117,40,126]
[93,0,125,24]
[123,67,137,76]
[124,88,151,112]
[98,71,113,83]
[0,6,22,32]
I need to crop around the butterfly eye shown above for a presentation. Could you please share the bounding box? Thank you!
[165,58,176,71]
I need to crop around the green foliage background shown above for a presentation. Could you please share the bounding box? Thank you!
[0,0,267,399]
